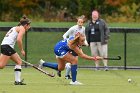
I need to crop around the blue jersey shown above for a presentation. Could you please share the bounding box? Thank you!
[54,37,74,58]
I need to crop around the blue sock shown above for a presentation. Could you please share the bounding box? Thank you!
[71,65,77,82]
[43,62,58,70]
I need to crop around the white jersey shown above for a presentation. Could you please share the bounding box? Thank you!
[63,25,88,46]
[1,27,18,48]
[63,25,85,39]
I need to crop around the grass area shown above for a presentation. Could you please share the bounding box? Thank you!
[0,22,140,93]
[108,22,140,28]
[0,67,140,93]
[0,22,140,28]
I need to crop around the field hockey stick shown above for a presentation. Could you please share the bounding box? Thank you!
[103,56,121,60]
[22,59,55,77]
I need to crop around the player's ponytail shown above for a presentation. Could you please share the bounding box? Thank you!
[69,32,85,46]
[71,36,80,45]
[70,32,81,45]
[18,15,31,26]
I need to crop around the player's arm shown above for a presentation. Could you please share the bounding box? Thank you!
[17,27,26,56]
[63,27,73,39]
[83,27,89,46]
[83,38,89,46]
[73,47,102,61]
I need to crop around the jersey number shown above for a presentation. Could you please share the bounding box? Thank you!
[5,29,13,37]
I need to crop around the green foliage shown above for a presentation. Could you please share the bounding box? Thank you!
[104,0,140,22]
[0,0,140,22]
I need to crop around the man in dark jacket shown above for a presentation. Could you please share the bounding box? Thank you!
[85,10,110,71]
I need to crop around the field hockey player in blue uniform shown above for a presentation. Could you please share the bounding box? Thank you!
[39,33,102,85]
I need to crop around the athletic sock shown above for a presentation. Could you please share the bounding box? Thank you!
[71,65,77,82]
[14,65,21,82]
[65,67,71,76]
[103,60,108,67]
[43,62,58,70]
[65,63,71,76]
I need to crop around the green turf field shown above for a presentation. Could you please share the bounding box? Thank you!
[0,22,140,93]
[0,67,140,93]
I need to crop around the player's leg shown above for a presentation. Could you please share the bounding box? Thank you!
[39,58,65,77]
[39,58,65,71]
[0,54,10,69]
[41,60,59,70]
[65,50,78,79]
[56,58,66,77]
[10,53,26,85]
[90,42,100,70]
[63,53,82,85]
[102,44,108,71]
[0,45,12,68]
[65,63,71,79]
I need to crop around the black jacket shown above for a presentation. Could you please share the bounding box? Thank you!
[85,19,110,45]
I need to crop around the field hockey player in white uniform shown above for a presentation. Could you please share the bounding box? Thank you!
[62,15,88,79]
[0,16,31,85]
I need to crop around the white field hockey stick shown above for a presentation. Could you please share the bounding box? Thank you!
[22,59,55,77]
[103,56,121,60]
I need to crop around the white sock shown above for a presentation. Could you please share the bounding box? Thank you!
[103,60,108,67]
[95,61,99,68]
[66,67,71,76]
[14,65,22,82]
[65,63,71,76]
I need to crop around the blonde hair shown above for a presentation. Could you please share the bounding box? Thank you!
[70,33,85,45]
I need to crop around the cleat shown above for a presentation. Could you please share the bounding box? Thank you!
[57,70,61,77]
[39,59,45,68]
[65,75,72,79]
[14,81,26,85]
[14,79,26,85]
[70,81,83,85]
[95,67,100,71]
[104,66,109,71]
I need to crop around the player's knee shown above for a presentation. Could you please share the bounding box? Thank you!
[0,65,4,69]
[58,67,65,71]
[58,68,65,71]
[14,65,22,70]
[71,58,78,64]
[16,61,22,65]
[0,63,5,69]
